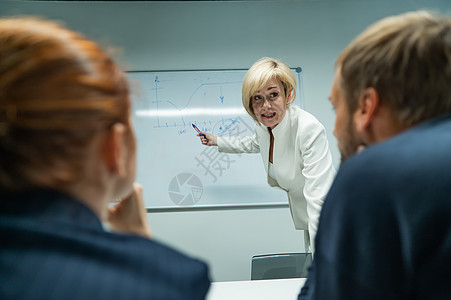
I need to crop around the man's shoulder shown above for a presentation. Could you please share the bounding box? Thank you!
[327,116,451,211]
[342,116,451,178]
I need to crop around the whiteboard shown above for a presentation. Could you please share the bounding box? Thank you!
[127,68,303,209]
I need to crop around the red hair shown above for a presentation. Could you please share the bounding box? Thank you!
[0,17,131,191]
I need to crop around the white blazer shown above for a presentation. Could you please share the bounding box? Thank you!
[217,106,336,251]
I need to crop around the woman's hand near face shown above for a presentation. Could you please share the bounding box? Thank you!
[107,183,151,239]
[199,132,217,146]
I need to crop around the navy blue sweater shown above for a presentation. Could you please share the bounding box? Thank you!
[300,117,451,299]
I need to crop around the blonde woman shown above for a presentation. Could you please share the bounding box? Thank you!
[199,57,336,252]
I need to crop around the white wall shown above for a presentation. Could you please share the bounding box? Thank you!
[1,0,449,281]
[149,205,304,282]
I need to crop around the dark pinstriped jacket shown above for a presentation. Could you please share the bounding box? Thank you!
[0,189,210,299]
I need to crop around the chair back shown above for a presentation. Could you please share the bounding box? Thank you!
[251,252,312,280]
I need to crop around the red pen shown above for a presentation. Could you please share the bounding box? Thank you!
[192,124,206,138]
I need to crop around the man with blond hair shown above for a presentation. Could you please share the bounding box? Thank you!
[299,11,451,299]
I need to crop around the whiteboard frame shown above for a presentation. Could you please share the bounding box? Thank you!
[126,67,303,210]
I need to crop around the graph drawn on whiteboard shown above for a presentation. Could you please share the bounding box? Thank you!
[127,68,303,209]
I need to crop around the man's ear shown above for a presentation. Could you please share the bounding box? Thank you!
[103,123,127,176]
[354,87,380,132]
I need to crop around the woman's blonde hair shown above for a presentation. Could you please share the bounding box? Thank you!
[242,57,297,121]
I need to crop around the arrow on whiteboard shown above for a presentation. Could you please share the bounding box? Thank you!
[220,87,224,103]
